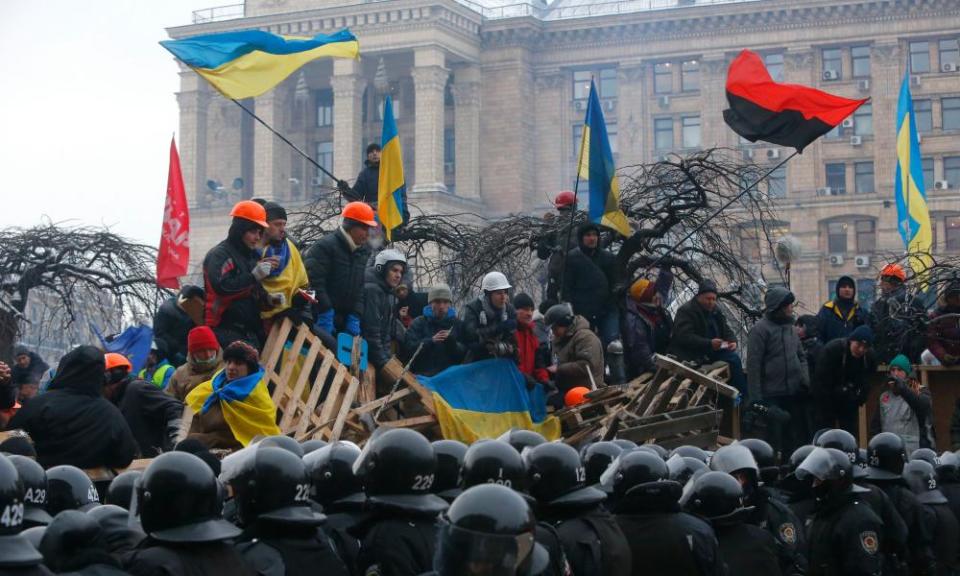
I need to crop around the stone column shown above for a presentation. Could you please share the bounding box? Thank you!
[252,83,291,199]
[618,64,646,167]
[699,55,728,149]
[452,66,481,199]
[331,58,366,185]
[175,64,210,208]
[412,47,449,194]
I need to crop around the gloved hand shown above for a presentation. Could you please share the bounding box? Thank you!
[314,309,334,335]
[337,179,351,192]
[345,314,361,336]
[252,260,273,281]
[500,319,517,334]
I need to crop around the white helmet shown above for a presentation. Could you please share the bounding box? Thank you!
[481,271,512,292]
[374,248,407,274]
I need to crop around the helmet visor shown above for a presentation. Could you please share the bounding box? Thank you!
[435,522,535,576]
[795,447,834,482]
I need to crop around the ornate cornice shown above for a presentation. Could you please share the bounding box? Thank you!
[412,65,450,93]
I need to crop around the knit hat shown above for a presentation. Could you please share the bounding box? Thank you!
[187,326,220,355]
[222,341,260,374]
[513,292,535,311]
[889,354,913,377]
[428,284,453,304]
[628,278,656,303]
[849,325,874,345]
[697,279,718,296]
[795,314,820,338]
[836,276,856,291]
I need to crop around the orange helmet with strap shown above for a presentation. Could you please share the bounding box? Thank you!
[342,202,378,227]
[230,200,269,228]
[104,353,132,372]
[880,263,906,282]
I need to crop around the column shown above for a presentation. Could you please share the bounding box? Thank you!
[175,64,210,207]
[699,54,728,149]
[253,83,291,199]
[452,66,481,199]
[412,47,449,193]
[617,64,646,166]
[331,58,366,185]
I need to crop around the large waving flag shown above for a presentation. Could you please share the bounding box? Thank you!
[378,95,406,241]
[723,50,868,152]
[157,137,190,289]
[577,81,631,237]
[895,75,934,279]
[160,29,359,100]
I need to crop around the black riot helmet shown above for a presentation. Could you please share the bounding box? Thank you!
[432,440,468,502]
[435,484,549,576]
[87,503,146,555]
[21,526,46,550]
[0,453,43,567]
[461,439,526,491]
[937,452,960,483]
[106,470,141,510]
[604,450,680,513]
[8,455,52,527]
[910,448,940,468]
[523,442,605,508]
[669,445,709,464]
[637,444,669,461]
[46,465,100,515]
[582,441,622,486]
[223,446,323,527]
[866,432,908,481]
[303,441,364,508]
[709,443,759,495]
[612,439,637,451]
[815,429,865,479]
[257,435,304,458]
[903,460,947,505]
[353,428,448,514]
[300,439,328,455]
[498,429,547,453]
[796,447,862,505]
[681,471,748,524]
[787,445,816,475]
[666,455,708,488]
[37,510,115,573]
[135,451,240,543]
[738,438,779,484]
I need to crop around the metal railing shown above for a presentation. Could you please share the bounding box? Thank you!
[192,3,245,24]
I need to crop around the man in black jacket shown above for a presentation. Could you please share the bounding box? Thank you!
[11,346,49,404]
[340,143,380,205]
[558,223,621,346]
[363,249,407,379]
[813,325,878,435]
[7,346,137,470]
[152,285,204,367]
[461,272,518,363]
[816,276,866,345]
[404,285,464,376]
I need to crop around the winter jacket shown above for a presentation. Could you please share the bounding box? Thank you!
[403,307,464,376]
[927,300,960,366]
[560,232,620,321]
[302,228,370,326]
[870,379,934,452]
[152,297,197,367]
[800,336,821,395]
[668,298,737,363]
[362,268,399,370]
[7,346,137,469]
[202,231,265,347]
[112,378,184,457]
[554,315,605,390]
[397,290,428,321]
[345,161,379,205]
[124,538,257,576]
[234,522,349,576]
[186,398,242,451]
[869,286,928,363]
[813,338,878,409]
[10,348,49,387]
[516,320,550,384]
[460,296,517,363]
[621,299,673,377]
[816,299,866,345]
[747,287,809,403]
[166,351,223,402]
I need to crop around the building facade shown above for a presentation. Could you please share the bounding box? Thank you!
[169,0,960,313]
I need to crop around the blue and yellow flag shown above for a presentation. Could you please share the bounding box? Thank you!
[185,368,281,447]
[160,29,359,100]
[895,75,933,279]
[577,80,631,237]
[378,95,406,241]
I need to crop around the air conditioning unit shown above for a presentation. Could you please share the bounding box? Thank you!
[942,62,959,73]
[850,135,863,146]
[935,180,950,190]
[817,186,833,196]
[830,254,845,266]
[767,149,781,160]
[822,69,840,81]
[311,176,324,187]
[841,118,855,128]
[574,100,586,111]
[911,75,922,87]
[855,254,871,268]
[658,95,670,108]
[858,79,871,92]
[657,155,672,162]
[605,99,617,111]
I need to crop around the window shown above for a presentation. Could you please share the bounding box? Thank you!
[599,68,618,99]
[857,278,876,311]
[822,48,842,78]
[943,97,960,130]
[768,166,787,198]
[824,125,842,141]
[740,228,760,260]
[315,141,334,184]
[941,39,960,70]
[855,162,875,194]
[852,45,871,77]
[654,63,672,94]
[826,163,846,194]
[681,60,700,92]
[856,219,876,252]
[915,99,933,133]
[946,216,960,251]
[910,41,931,73]
[945,156,960,185]
[681,115,701,149]
[828,222,848,253]
[573,125,583,159]
[573,70,592,100]
[853,103,873,136]
[444,128,455,172]
[607,123,619,155]
[654,118,673,150]
[922,157,935,190]
[378,96,400,120]
[315,89,333,128]
[765,53,784,82]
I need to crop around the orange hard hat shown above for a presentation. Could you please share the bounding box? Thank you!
[564,386,591,408]
[230,200,269,228]
[554,191,576,209]
[880,263,907,282]
[342,201,378,227]
[104,353,132,372]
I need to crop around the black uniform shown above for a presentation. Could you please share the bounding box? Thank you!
[715,522,782,576]
[615,508,724,576]
[533,524,572,576]
[855,481,909,574]
[536,505,631,576]
[353,513,440,576]
[941,481,960,531]
[124,539,257,576]
[925,502,960,576]
[873,482,937,574]
[750,487,807,576]
[806,492,883,576]
[323,507,368,576]
[235,523,348,576]
[111,378,183,457]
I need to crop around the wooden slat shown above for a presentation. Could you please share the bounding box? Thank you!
[630,367,666,414]
[377,415,437,429]
[654,355,739,399]
[317,364,350,427]
[278,339,322,430]
[643,376,687,416]
[618,409,722,444]
[272,326,310,404]
[294,353,335,437]
[330,375,361,441]
[657,430,719,450]
[262,319,294,377]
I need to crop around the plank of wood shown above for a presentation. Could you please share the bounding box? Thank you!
[316,364,350,427]
[618,409,722,443]
[653,355,739,399]
[377,415,438,429]
[262,319,294,378]
[353,387,415,414]
[644,376,688,416]
[656,430,719,450]
[279,339,322,431]
[296,353,335,437]
[330,375,361,441]
[273,325,310,402]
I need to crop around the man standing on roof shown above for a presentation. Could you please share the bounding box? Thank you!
[816,276,867,344]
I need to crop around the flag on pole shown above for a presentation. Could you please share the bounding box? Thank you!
[157,137,190,289]
[160,29,359,100]
[378,95,406,241]
[895,74,934,279]
[723,50,868,152]
[577,80,630,237]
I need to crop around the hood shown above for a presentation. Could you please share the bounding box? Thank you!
[558,315,592,344]
[47,346,106,396]
[835,276,857,299]
[576,223,601,250]
[764,286,795,314]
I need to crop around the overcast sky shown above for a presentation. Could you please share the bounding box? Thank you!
[0,0,213,246]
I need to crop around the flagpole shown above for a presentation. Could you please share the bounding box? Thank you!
[558,91,592,303]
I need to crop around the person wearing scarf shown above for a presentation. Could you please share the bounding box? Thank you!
[621,268,674,377]
[185,341,280,450]
[257,201,310,334]
[816,275,866,345]
[167,326,223,402]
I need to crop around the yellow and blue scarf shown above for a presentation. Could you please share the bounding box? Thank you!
[186,368,280,446]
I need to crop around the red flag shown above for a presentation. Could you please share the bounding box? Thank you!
[157,137,190,289]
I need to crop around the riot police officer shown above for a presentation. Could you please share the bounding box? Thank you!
[902,460,960,575]
[45,465,100,515]
[88,504,145,558]
[666,455,708,489]
[431,440,467,503]
[740,437,783,495]
[669,445,710,465]
[106,471,141,510]
[782,445,817,525]
[7,455,52,528]
[581,441,622,486]
[461,439,526,490]
[499,429,547,453]
[257,435,304,457]
[0,453,53,576]
[300,439,327,455]
[606,449,724,576]
[937,451,960,524]
[38,510,128,574]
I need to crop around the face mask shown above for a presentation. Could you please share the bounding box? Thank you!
[193,355,219,369]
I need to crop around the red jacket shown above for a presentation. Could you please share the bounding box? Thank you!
[516,321,549,384]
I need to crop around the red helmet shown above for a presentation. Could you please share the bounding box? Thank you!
[564,386,590,407]
[880,263,906,282]
[554,191,576,209]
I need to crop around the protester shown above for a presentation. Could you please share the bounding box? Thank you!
[203,200,272,349]
[621,268,674,377]
[339,143,381,205]
[256,201,311,334]
[167,326,223,401]
[0,362,18,430]
[395,282,428,322]
[926,278,960,366]
[538,191,579,306]
[404,284,465,376]
[816,276,866,344]
[869,354,934,453]
[7,346,137,470]
[364,249,408,383]
[794,314,821,442]
[137,341,175,390]
[870,263,927,363]
[513,293,551,389]
[11,345,49,403]
[461,271,518,363]
[152,285,205,367]
[813,325,877,435]
[303,202,375,339]
[545,303,604,393]
[560,222,621,346]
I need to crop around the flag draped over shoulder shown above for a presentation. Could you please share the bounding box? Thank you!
[160,29,359,100]
[419,359,560,444]
[895,75,934,279]
[723,49,868,152]
[378,95,406,241]
[577,81,631,237]
[185,368,281,447]
[157,137,189,289]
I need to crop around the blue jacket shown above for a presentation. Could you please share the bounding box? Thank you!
[816,299,866,344]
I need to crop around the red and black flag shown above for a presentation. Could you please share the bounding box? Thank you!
[723,50,868,152]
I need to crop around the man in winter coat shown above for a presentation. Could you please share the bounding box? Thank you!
[926,279,960,366]
[404,285,464,376]
[558,223,621,346]
[363,249,407,385]
[747,287,809,454]
[340,143,379,205]
[461,271,518,363]
[167,326,223,401]
[870,354,934,453]
[870,262,927,363]
[537,191,579,305]
[11,345,49,403]
[257,201,311,334]
[152,285,205,367]
[514,293,551,388]
[303,202,375,339]
[621,268,674,377]
[7,346,137,470]
[546,303,604,392]
[813,325,878,435]
[795,314,822,441]
[816,276,866,345]
[203,200,272,348]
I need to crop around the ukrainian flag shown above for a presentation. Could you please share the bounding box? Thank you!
[895,75,934,279]
[419,359,560,444]
[378,95,406,241]
[577,80,631,237]
[160,29,359,100]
